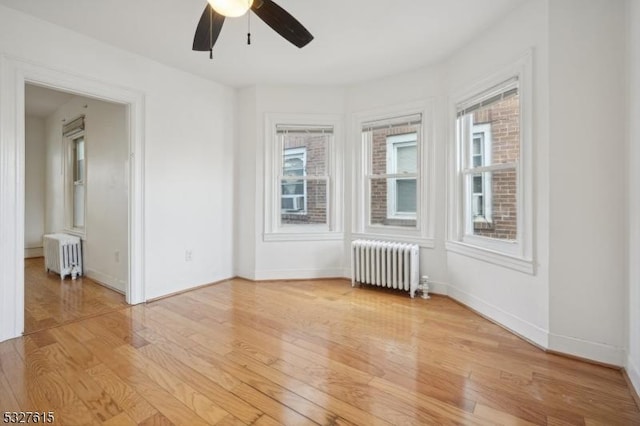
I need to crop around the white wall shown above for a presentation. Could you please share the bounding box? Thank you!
[548,0,628,365]
[627,0,640,397]
[43,95,128,292]
[0,4,235,340]
[24,116,46,258]
[234,87,257,279]
[235,85,346,280]
[446,0,550,347]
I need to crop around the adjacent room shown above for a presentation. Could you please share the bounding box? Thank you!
[1,0,639,424]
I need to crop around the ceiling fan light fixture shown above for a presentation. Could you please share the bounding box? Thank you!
[207,0,254,17]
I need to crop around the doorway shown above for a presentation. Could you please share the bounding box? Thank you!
[23,84,130,334]
[0,57,145,341]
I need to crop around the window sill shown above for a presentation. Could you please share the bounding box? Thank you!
[63,228,85,240]
[445,240,534,274]
[263,232,344,242]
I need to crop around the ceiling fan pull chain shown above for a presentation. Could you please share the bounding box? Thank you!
[247,4,252,45]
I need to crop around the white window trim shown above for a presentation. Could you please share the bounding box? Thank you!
[64,128,87,238]
[264,113,344,241]
[352,100,435,248]
[446,50,534,273]
[386,134,418,220]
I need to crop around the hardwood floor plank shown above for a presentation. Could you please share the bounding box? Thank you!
[85,363,158,423]
[4,276,639,425]
[474,403,540,425]
[24,258,128,335]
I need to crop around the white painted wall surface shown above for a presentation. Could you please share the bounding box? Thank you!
[0,4,235,341]
[43,96,128,292]
[627,0,640,396]
[443,0,551,347]
[24,116,46,257]
[234,87,257,279]
[548,0,627,365]
[235,85,347,279]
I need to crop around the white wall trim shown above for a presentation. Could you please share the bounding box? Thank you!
[254,268,347,281]
[352,99,437,243]
[263,231,344,242]
[24,247,43,258]
[446,241,535,274]
[426,280,449,296]
[85,268,126,295]
[627,355,640,399]
[447,283,549,348]
[447,49,534,264]
[0,54,145,342]
[548,333,625,367]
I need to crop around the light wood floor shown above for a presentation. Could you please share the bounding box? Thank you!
[2,278,639,425]
[24,257,128,334]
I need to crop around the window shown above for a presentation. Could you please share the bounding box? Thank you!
[447,52,533,272]
[278,126,329,226]
[352,103,435,247]
[363,113,421,228]
[63,116,86,235]
[458,81,519,241]
[264,113,343,240]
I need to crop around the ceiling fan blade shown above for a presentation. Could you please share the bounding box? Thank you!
[192,4,225,52]
[251,0,313,48]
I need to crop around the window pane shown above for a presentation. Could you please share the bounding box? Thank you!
[281,179,327,225]
[369,178,416,228]
[74,137,85,182]
[461,88,520,167]
[396,144,417,174]
[469,169,517,241]
[73,184,85,228]
[396,179,416,213]
[282,134,327,176]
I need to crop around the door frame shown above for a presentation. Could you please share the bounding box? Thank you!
[0,55,146,341]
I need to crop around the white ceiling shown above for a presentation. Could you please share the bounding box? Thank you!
[1,0,527,88]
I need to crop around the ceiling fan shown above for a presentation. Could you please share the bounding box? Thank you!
[193,0,314,58]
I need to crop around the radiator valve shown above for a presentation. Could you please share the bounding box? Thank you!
[71,264,80,280]
[420,275,431,299]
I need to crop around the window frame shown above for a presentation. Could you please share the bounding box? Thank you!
[264,113,344,242]
[446,51,534,273]
[63,117,87,238]
[352,101,435,248]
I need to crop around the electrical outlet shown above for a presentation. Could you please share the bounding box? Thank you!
[185,249,193,262]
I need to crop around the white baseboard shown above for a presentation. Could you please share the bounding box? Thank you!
[85,268,126,294]
[24,247,43,258]
[253,268,347,281]
[627,354,640,399]
[426,280,449,296]
[548,333,625,367]
[447,284,549,348]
